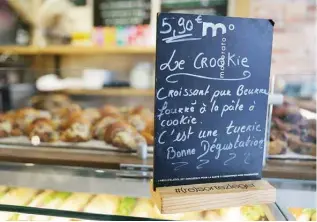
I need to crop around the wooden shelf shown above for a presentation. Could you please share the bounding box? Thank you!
[63,88,155,96]
[40,46,155,55]
[0,46,155,55]
[0,46,38,55]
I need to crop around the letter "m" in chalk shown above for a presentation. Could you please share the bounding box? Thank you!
[202,22,227,37]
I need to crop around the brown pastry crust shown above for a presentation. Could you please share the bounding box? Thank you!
[287,133,316,155]
[92,114,122,140]
[104,121,146,149]
[104,121,133,144]
[51,104,82,119]
[14,108,49,134]
[129,106,153,120]
[82,108,101,124]
[269,140,287,155]
[270,128,287,142]
[0,114,13,138]
[28,118,59,142]
[31,94,71,111]
[287,134,302,150]
[127,106,154,145]
[127,114,147,132]
[99,105,121,117]
[60,117,91,142]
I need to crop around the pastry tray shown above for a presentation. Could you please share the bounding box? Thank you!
[268,148,316,161]
[0,136,154,155]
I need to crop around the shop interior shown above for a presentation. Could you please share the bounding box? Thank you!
[0,0,316,221]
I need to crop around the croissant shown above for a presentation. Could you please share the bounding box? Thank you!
[31,94,71,111]
[60,116,91,142]
[14,108,50,134]
[28,118,59,142]
[92,114,122,140]
[56,105,83,131]
[99,105,121,117]
[130,106,153,117]
[128,105,154,128]
[127,114,147,132]
[0,114,13,138]
[51,104,82,120]
[104,122,146,149]
[82,108,101,124]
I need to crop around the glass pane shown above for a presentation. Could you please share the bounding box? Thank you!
[268,74,316,160]
[0,163,285,221]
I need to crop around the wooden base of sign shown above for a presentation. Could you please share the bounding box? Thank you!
[151,180,276,214]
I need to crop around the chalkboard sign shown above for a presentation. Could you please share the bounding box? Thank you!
[93,0,151,26]
[154,13,274,189]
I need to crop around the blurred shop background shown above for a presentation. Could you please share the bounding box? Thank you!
[0,0,315,221]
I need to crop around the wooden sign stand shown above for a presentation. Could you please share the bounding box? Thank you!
[151,180,276,214]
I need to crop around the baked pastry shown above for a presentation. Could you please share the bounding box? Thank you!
[287,133,315,155]
[60,116,91,142]
[83,194,120,214]
[129,106,153,118]
[99,105,121,117]
[31,94,71,111]
[204,210,222,221]
[269,139,287,155]
[127,114,147,132]
[0,114,13,138]
[14,108,50,134]
[104,122,146,149]
[286,133,301,151]
[270,128,287,142]
[82,108,101,124]
[53,104,83,130]
[130,198,155,218]
[127,106,154,146]
[92,114,122,140]
[28,119,59,143]
[51,104,82,119]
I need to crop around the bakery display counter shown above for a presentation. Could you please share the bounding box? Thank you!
[0,143,316,181]
[0,162,290,221]
[0,93,315,170]
[0,145,315,181]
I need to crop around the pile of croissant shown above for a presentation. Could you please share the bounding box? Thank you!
[0,104,154,150]
[269,100,316,156]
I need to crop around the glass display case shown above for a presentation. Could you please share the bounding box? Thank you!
[0,162,298,221]
[264,73,316,182]
[0,68,315,220]
[268,74,316,160]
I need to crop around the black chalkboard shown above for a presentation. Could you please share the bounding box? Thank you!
[154,13,274,189]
